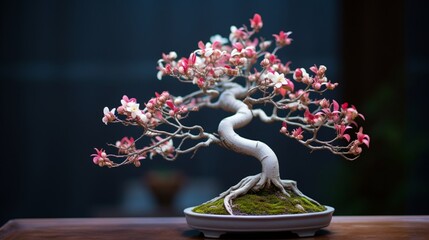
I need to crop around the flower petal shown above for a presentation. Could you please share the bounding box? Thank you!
[343,134,351,142]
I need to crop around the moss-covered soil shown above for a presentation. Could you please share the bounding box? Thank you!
[193,187,326,215]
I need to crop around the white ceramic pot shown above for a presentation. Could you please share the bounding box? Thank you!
[184,206,334,238]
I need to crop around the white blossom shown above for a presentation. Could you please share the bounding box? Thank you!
[168,51,177,59]
[210,34,228,45]
[229,26,238,43]
[157,70,163,80]
[126,102,142,119]
[266,71,286,84]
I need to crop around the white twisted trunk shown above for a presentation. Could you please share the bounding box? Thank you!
[208,83,318,214]
[216,84,281,186]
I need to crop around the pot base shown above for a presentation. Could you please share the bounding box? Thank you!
[184,206,334,238]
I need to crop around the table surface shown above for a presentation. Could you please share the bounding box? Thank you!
[1,216,428,240]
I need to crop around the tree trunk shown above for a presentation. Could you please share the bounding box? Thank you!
[216,84,281,184]
[208,84,317,214]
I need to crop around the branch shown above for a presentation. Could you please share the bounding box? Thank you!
[165,134,220,160]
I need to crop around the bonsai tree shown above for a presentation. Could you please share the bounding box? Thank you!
[92,14,369,215]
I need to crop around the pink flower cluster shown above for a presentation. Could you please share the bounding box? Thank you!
[102,92,190,128]
[292,65,337,91]
[280,97,370,155]
[156,13,369,158]
[115,137,145,167]
[94,13,370,166]
[157,14,286,91]
[157,42,230,89]
[273,31,293,47]
[92,134,176,167]
[116,137,136,155]
[149,136,175,159]
[91,148,112,167]
[94,91,197,166]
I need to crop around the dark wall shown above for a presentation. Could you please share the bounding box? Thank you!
[340,0,429,214]
[1,0,427,224]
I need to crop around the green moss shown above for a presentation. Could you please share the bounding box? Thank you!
[193,187,326,215]
[193,198,230,215]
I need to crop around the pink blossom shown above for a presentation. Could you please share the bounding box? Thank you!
[319,99,330,109]
[229,55,245,66]
[345,107,358,122]
[118,95,137,114]
[293,68,303,81]
[224,65,239,76]
[289,89,310,105]
[188,53,197,67]
[260,58,271,68]
[150,136,175,159]
[154,91,168,105]
[116,137,135,154]
[356,127,370,148]
[192,77,205,88]
[280,122,288,134]
[310,65,318,74]
[273,31,292,47]
[350,141,362,155]
[335,124,352,142]
[161,51,177,62]
[232,42,244,53]
[312,81,322,90]
[197,41,214,57]
[309,64,327,77]
[212,67,225,78]
[341,103,364,123]
[166,100,176,111]
[325,81,338,90]
[268,54,280,64]
[322,100,341,123]
[244,46,256,58]
[91,148,110,166]
[291,127,304,140]
[250,13,263,31]
[177,57,190,75]
[128,154,146,167]
[245,37,259,48]
[121,95,136,105]
[229,44,256,66]
[259,40,272,50]
[102,107,116,125]
[157,63,172,80]
[302,75,313,85]
[174,97,183,106]
[293,68,312,85]
[274,61,291,75]
[332,99,340,112]
[166,99,184,117]
[229,26,247,43]
[304,109,323,125]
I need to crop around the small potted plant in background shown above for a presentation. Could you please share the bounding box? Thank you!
[92,13,369,238]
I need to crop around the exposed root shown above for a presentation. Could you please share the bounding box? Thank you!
[206,175,321,215]
[280,179,321,206]
[206,174,261,203]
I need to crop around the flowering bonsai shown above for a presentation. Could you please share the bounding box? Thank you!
[92,14,369,215]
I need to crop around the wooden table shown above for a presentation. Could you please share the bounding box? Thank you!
[1,216,428,239]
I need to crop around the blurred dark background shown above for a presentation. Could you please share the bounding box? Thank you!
[1,0,428,225]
